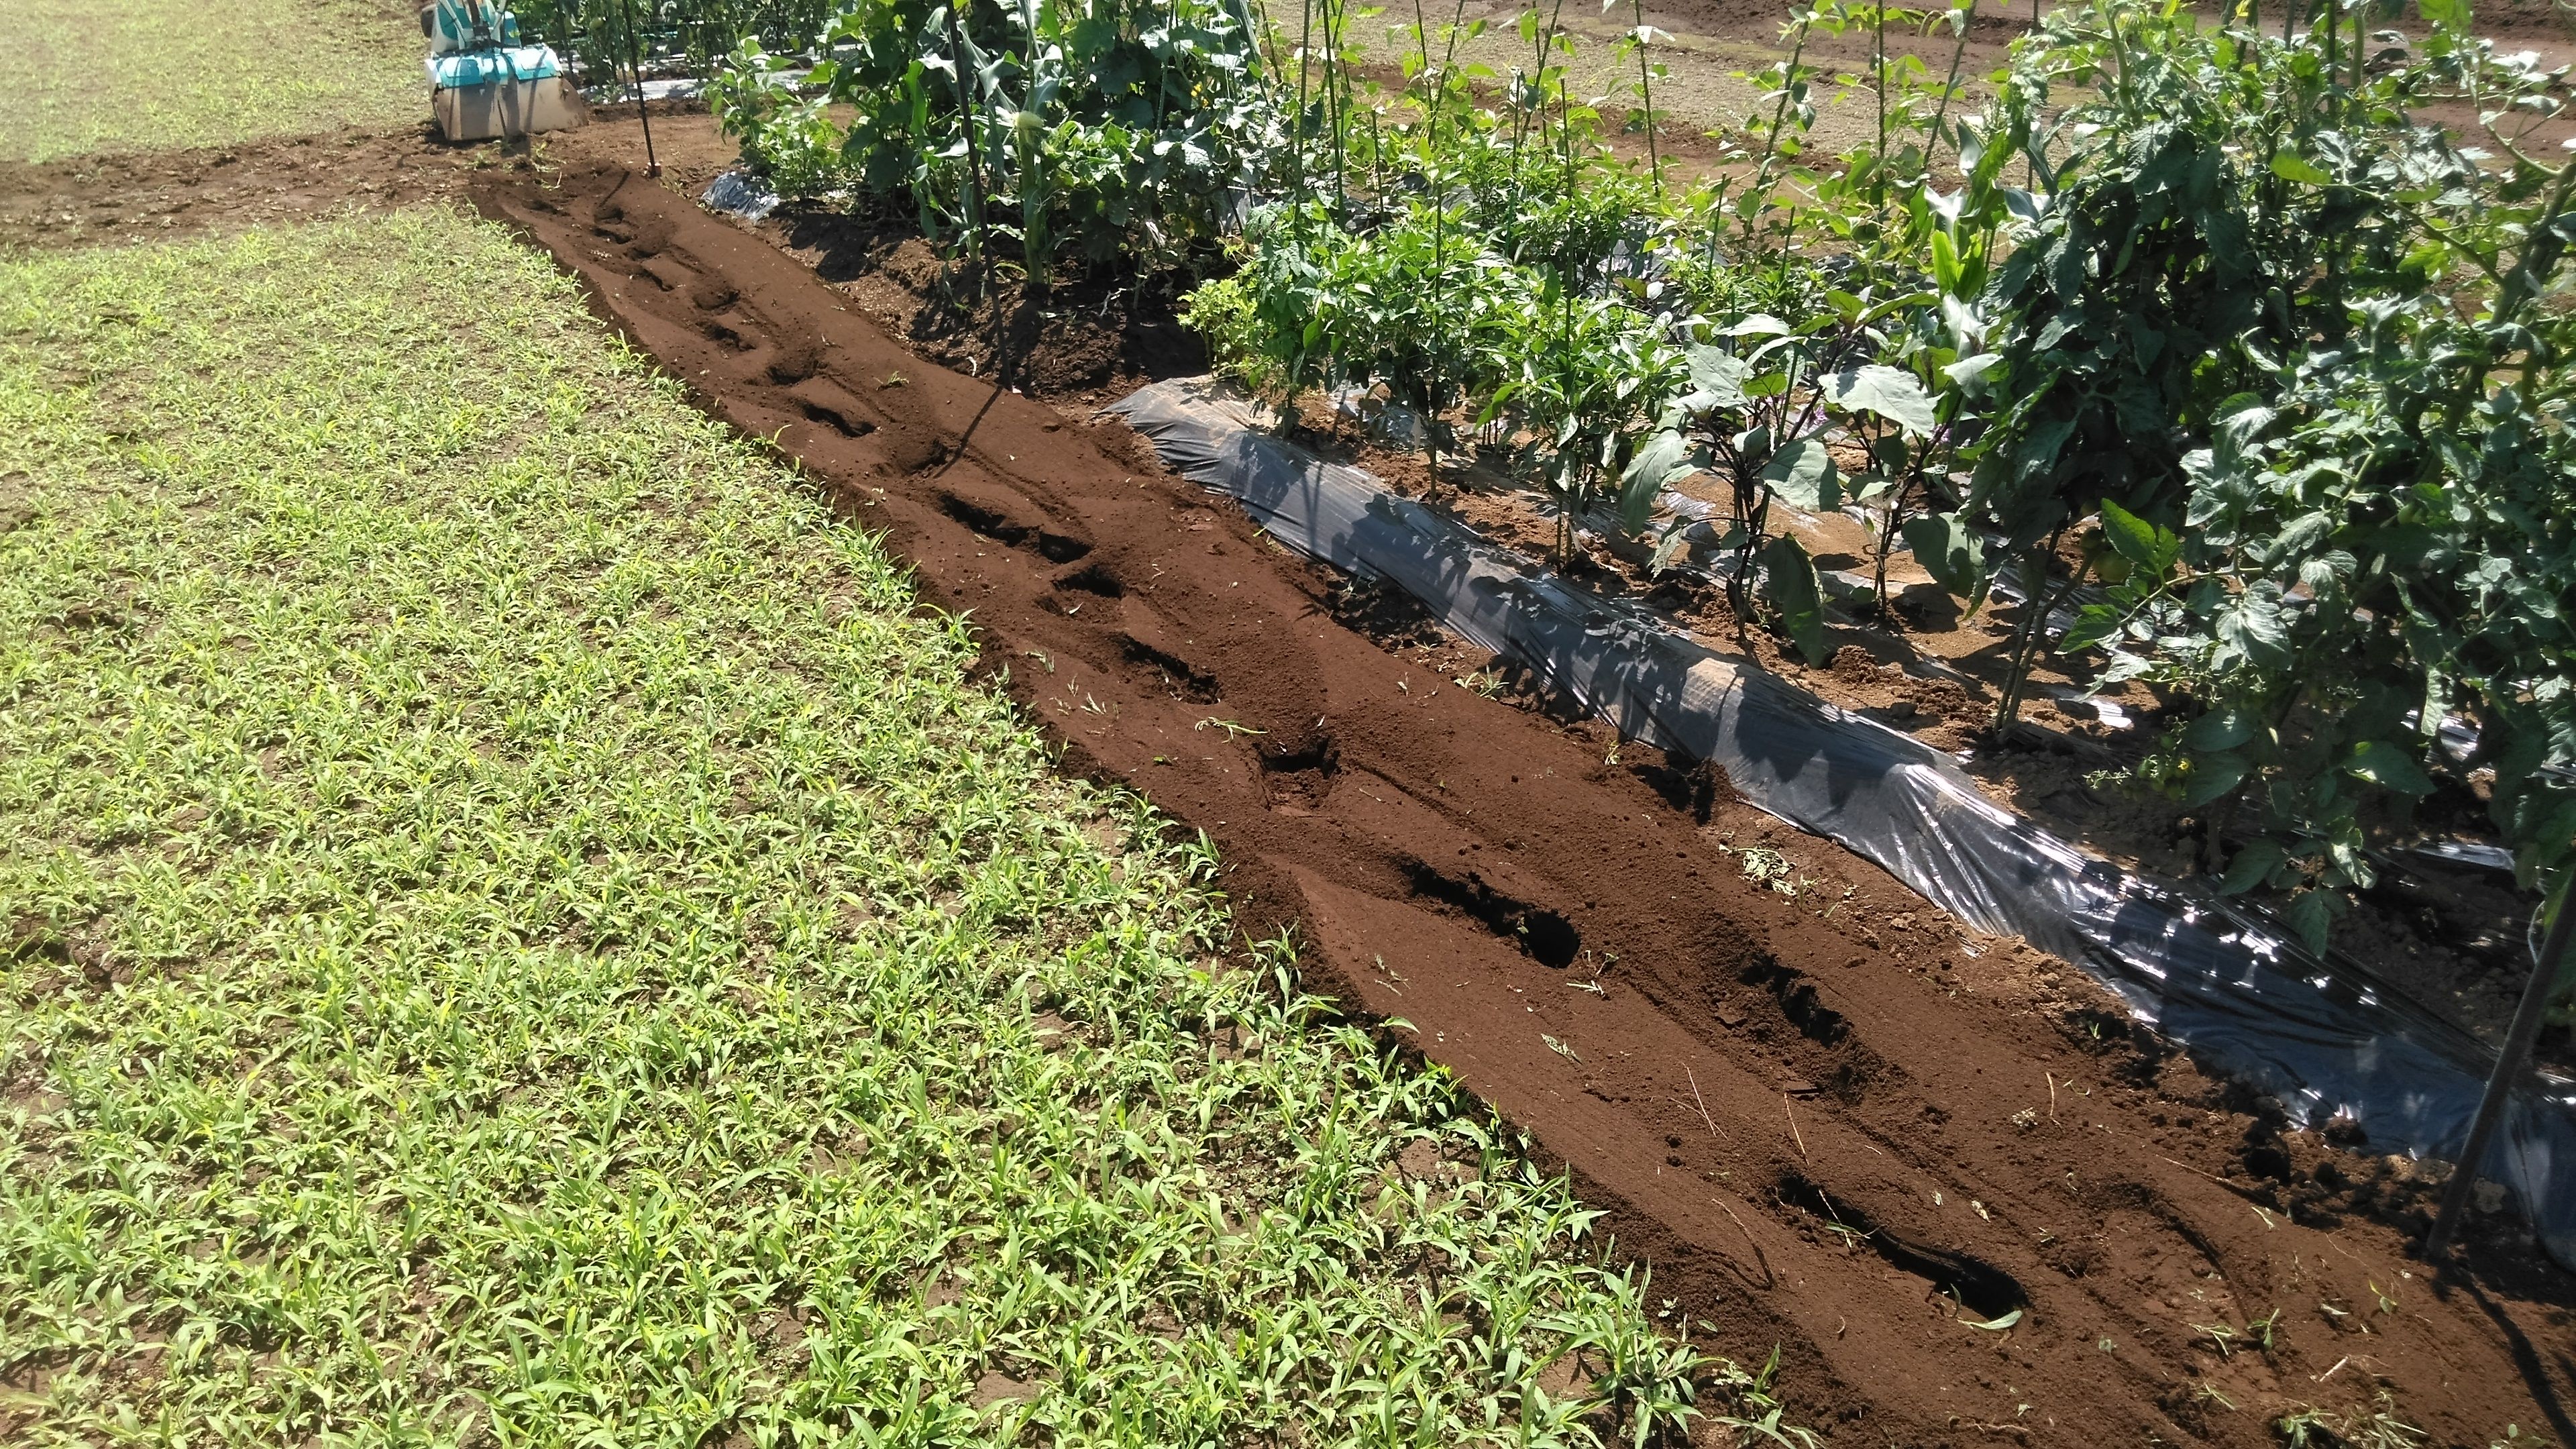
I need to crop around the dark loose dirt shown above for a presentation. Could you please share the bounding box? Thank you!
[0,127,478,253]
[449,147,2576,1446]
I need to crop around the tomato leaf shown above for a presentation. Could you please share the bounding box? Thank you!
[2345,739,2436,795]
[2269,153,2333,186]
[2059,602,2124,653]
[2098,498,2180,574]
[2216,597,2292,669]
[2186,708,2256,752]
[1823,364,1937,437]
[2284,890,2339,953]
[2184,751,2251,807]
[2220,839,2288,895]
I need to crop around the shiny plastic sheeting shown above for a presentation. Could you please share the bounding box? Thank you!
[1111,377,2576,1268]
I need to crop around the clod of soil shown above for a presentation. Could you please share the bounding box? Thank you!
[464,153,2576,1447]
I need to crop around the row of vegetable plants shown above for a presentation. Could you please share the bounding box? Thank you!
[513,0,837,84]
[712,0,1283,281]
[705,0,2574,963]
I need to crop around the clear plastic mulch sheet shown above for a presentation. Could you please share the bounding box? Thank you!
[1110,377,2576,1269]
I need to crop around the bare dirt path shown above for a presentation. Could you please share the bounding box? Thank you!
[449,138,2576,1446]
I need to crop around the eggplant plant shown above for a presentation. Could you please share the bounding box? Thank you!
[1629,290,1937,663]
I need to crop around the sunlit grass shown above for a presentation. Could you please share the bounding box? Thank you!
[0,0,421,162]
[0,207,1749,1445]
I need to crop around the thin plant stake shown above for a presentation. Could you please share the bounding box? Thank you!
[2029,0,2040,186]
[2424,890,2573,1265]
[1928,0,1977,170]
[615,0,659,176]
[1874,0,1888,213]
[1629,0,1660,199]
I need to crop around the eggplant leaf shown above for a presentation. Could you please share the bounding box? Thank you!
[1760,437,1841,512]
[1901,512,1986,604]
[1764,534,1831,665]
[1683,345,1752,407]
[1618,429,1703,531]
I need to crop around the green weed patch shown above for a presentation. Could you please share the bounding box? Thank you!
[0,0,421,162]
[0,209,1721,1445]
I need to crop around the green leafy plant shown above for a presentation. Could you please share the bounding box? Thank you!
[1182,0,2575,959]
[517,0,837,85]
[1185,32,1692,564]
[1994,0,2576,944]
[713,0,1283,280]
[1636,294,1943,661]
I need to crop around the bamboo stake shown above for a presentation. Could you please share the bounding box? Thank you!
[2424,894,2573,1265]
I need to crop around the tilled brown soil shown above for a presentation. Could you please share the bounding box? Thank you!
[451,153,2576,1446]
[6,109,2571,1443]
[0,127,477,253]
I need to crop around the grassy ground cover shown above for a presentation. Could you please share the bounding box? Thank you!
[0,0,422,162]
[0,209,1725,1444]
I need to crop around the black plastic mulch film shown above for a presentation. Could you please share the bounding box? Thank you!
[1110,378,2576,1270]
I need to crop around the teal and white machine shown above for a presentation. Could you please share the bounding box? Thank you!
[425,0,584,141]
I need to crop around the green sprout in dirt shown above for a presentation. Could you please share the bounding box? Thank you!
[0,208,1779,1445]
[2277,1392,2430,1449]
[2247,1305,2286,1353]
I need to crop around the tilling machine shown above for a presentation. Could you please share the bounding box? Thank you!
[424,0,585,142]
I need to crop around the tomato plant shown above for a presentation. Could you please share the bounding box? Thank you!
[1945,0,2572,944]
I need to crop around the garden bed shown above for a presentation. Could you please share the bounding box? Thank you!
[10,84,2569,1436]
[654,90,2565,1083]
[1268,404,2568,1075]
[460,138,2576,1446]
